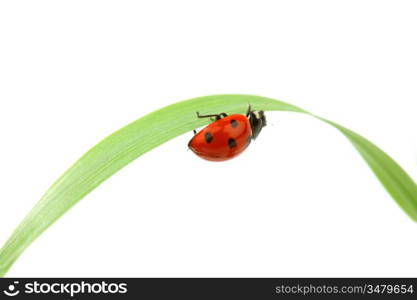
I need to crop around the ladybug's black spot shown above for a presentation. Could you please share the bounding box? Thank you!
[205,132,213,143]
[230,119,238,128]
[228,138,237,148]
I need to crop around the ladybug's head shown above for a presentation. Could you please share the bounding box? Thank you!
[248,110,266,140]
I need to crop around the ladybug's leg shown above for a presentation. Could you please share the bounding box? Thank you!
[196,112,219,119]
[196,112,228,120]
[193,129,197,135]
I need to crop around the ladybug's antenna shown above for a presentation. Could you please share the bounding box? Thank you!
[246,104,252,117]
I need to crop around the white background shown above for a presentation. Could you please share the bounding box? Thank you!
[1,0,417,277]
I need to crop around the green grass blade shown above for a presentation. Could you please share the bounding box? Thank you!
[318,117,417,221]
[0,94,416,276]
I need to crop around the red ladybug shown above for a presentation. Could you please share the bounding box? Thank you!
[188,105,266,161]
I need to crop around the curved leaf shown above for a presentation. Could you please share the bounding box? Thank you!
[0,94,416,276]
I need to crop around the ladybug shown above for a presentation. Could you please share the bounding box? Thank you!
[188,105,266,161]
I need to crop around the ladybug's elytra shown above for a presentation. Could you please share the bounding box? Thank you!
[188,105,266,161]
